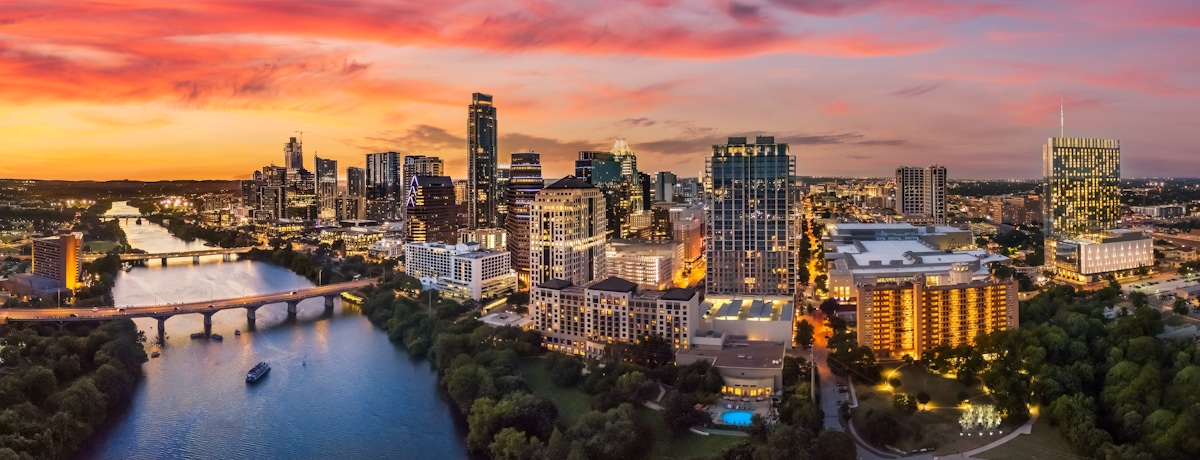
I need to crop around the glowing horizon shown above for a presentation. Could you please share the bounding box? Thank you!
[2,1,1198,181]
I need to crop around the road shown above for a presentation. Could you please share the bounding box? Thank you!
[2,278,377,322]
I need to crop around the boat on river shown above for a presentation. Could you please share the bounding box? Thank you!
[246,362,270,383]
[211,334,223,341]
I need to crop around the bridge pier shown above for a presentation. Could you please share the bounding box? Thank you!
[156,317,167,343]
[161,258,167,266]
[193,255,200,265]
[223,253,232,262]
[202,312,214,336]
[246,306,259,329]
[324,294,336,314]
[287,300,300,317]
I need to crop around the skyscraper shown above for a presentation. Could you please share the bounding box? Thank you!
[575,150,636,238]
[405,175,458,244]
[610,138,642,214]
[1043,138,1121,236]
[284,167,317,221]
[468,93,498,229]
[530,176,607,287]
[285,136,303,170]
[365,151,401,220]
[655,171,678,203]
[496,163,512,220]
[346,166,366,198]
[401,155,445,234]
[314,155,338,219]
[705,136,798,296]
[505,151,543,283]
[895,165,947,225]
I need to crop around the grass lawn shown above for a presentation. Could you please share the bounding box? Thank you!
[518,358,594,426]
[853,365,1008,456]
[639,407,742,460]
[975,417,1083,460]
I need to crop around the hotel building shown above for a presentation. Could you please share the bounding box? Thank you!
[531,277,699,356]
[404,242,517,302]
[32,232,83,290]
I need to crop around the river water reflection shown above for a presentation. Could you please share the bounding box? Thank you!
[77,203,467,460]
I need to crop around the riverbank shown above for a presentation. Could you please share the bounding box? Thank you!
[0,320,148,458]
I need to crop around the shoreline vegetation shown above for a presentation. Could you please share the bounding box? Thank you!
[0,320,148,459]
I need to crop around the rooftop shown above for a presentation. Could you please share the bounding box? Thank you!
[545,175,596,190]
[661,287,698,301]
[589,276,638,293]
[538,279,573,290]
[679,340,786,370]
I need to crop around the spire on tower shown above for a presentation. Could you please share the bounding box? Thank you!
[1060,98,1064,138]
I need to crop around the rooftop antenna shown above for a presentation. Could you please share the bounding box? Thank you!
[1059,98,1064,138]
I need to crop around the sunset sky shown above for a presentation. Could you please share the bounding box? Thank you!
[1,0,1197,181]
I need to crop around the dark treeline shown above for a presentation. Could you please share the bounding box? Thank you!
[0,180,237,201]
[241,244,383,286]
[146,214,255,248]
[0,320,147,459]
[947,181,1041,198]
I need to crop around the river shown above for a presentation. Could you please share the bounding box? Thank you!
[77,202,468,460]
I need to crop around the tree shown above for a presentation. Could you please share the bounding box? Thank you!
[814,274,828,293]
[815,431,857,460]
[795,319,815,347]
[892,394,918,415]
[1130,291,1150,309]
[888,377,902,389]
[917,391,931,410]
[489,427,541,460]
[1174,298,1189,316]
[819,298,840,318]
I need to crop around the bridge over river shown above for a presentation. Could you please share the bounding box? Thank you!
[83,247,256,264]
[2,278,377,341]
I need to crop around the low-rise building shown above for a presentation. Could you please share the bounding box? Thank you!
[697,295,795,344]
[531,277,699,357]
[404,242,517,302]
[368,238,404,258]
[458,228,507,251]
[1130,205,1187,218]
[676,338,785,398]
[317,226,386,254]
[1048,229,1153,283]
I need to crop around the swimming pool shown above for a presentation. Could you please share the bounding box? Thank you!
[721,410,754,426]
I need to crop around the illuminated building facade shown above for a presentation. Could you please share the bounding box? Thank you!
[405,242,517,302]
[529,176,607,287]
[605,239,684,290]
[314,155,337,219]
[405,175,457,244]
[366,151,401,221]
[284,167,317,221]
[1050,229,1154,282]
[1043,137,1121,237]
[32,232,83,290]
[895,165,947,225]
[459,228,507,251]
[856,273,1018,359]
[575,150,637,238]
[468,93,499,229]
[400,155,445,235]
[705,136,798,296]
[531,277,698,356]
[505,151,543,283]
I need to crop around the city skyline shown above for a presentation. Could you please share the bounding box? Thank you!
[2,1,1199,181]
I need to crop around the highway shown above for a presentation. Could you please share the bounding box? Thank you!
[2,278,377,322]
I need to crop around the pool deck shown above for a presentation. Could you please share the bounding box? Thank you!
[708,396,775,426]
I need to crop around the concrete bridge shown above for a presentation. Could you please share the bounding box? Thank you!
[1,278,377,341]
[83,247,256,264]
[104,214,145,219]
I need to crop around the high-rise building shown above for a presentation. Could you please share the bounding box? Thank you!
[505,151,543,283]
[638,172,652,212]
[610,138,643,213]
[857,273,1018,359]
[705,136,798,296]
[468,93,499,229]
[32,232,82,290]
[284,167,317,221]
[400,155,445,234]
[575,150,638,238]
[315,155,338,219]
[346,166,366,198]
[405,175,458,244]
[497,163,511,219]
[1043,138,1121,236]
[529,176,607,287]
[895,165,947,225]
[284,136,303,170]
[655,171,677,203]
[366,151,401,220]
